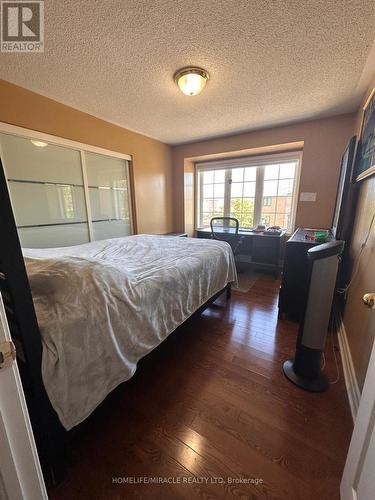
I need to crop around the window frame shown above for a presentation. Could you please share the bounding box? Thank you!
[195,151,302,233]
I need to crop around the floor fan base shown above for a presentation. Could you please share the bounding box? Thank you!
[283,359,329,392]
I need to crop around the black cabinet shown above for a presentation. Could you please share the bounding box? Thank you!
[278,228,333,320]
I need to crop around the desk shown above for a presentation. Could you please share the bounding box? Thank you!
[196,227,286,277]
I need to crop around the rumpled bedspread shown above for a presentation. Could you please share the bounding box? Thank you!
[23,235,237,430]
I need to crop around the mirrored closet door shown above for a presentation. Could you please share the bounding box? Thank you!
[0,128,133,248]
[85,152,132,241]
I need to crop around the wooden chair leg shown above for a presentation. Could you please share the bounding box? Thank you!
[226,283,232,300]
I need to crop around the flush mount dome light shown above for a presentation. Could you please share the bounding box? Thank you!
[31,140,48,148]
[174,67,209,96]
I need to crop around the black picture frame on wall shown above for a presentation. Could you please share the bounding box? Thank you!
[332,136,357,241]
[356,87,375,181]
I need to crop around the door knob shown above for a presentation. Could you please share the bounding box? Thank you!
[363,293,375,309]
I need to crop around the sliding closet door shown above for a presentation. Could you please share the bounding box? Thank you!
[85,152,132,240]
[0,133,90,248]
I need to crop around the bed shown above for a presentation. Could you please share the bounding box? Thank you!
[23,235,237,430]
[0,158,236,479]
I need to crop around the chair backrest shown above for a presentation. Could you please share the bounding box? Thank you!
[210,217,240,250]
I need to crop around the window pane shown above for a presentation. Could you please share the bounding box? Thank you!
[279,162,296,179]
[242,198,255,213]
[261,213,275,226]
[214,183,225,198]
[203,199,214,212]
[201,191,224,227]
[243,182,256,197]
[202,213,211,226]
[263,196,272,206]
[261,162,296,229]
[240,213,254,228]
[244,167,256,181]
[276,196,292,213]
[278,179,294,196]
[231,168,244,182]
[263,180,278,196]
[214,170,225,182]
[203,184,214,198]
[214,199,224,212]
[262,196,276,212]
[264,164,279,180]
[231,183,243,197]
[275,213,289,228]
[203,171,214,183]
[230,197,243,216]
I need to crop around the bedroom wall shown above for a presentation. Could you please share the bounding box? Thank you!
[343,77,375,392]
[0,80,174,235]
[172,114,355,232]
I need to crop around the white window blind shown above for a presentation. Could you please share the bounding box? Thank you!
[196,153,301,232]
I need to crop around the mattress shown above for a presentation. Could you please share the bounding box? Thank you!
[23,235,237,430]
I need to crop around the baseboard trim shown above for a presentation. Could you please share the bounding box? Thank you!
[334,311,360,422]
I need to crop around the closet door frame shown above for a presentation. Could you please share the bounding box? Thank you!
[0,122,135,242]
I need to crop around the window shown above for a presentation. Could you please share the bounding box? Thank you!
[200,169,225,226]
[197,154,301,232]
[229,167,256,229]
[263,196,272,206]
[261,162,296,229]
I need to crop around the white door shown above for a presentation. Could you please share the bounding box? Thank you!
[341,335,375,500]
[0,293,48,500]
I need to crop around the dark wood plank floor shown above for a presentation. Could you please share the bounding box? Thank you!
[48,275,353,500]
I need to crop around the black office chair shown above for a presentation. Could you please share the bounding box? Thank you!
[210,217,243,258]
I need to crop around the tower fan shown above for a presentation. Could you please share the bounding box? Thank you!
[283,240,344,392]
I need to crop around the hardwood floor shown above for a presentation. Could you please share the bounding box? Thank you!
[48,275,353,500]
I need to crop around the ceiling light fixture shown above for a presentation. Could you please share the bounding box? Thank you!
[174,67,209,96]
[31,140,48,148]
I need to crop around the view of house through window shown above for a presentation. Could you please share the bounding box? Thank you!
[261,162,296,229]
[197,156,299,232]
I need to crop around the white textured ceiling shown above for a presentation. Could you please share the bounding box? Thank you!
[1,0,375,145]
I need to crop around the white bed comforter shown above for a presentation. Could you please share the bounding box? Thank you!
[23,235,236,430]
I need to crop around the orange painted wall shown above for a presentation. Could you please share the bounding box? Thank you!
[343,78,375,391]
[172,114,355,232]
[0,80,174,234]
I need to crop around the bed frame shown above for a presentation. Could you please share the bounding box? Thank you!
[0,157,231,482]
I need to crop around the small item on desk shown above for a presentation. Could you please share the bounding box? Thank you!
[254,224,266,233]
[315,230,329,243]
[303,229,329,243]
[265,225,282,235]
